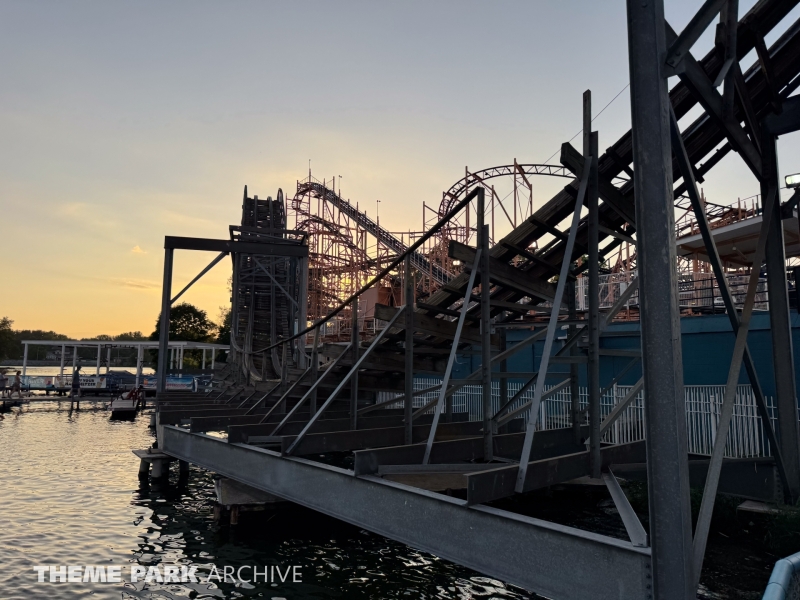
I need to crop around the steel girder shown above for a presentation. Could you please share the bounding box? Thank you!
[161,425,651,600]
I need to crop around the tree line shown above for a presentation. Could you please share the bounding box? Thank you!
[0,303,232,370]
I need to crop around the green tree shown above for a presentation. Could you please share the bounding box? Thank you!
[0,317,14,362]
[149,303,216,342]
[215,307,231,363]
[9,328,69,361]
[149,303,217,368]
[115,331,146,341]
[216,307,231,345]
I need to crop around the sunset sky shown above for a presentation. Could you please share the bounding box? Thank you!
[2,1,800,338]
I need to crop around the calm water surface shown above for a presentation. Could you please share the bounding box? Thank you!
[0,401,541,600]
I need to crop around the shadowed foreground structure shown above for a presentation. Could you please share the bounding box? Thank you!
[150,2,800,598]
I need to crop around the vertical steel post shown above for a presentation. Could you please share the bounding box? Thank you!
[310,328,319,416]
[22,344,28,377]
[202,348,206,371]
[95,345,101,376]
[568,279,582,444]
[229,251,239,374]
[135,345,143,389]
[404,256,415,444]
[762,132,800,501]
[270,256,277,361]
[279,344,288,413]
[157,248,174,394]
[106,347,112,375]
[59,343,65,379]
[670,106,790,496]
[477,188,493,461]
[350,297,360,430]
[246,284,255,384]
[586,92,601,479]
[298,254,309,369]
[499,328,508,430]
[627,0,694,596]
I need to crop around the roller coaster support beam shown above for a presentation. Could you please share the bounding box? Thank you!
[763,108,800,503]
[404,256,415,444]
[669,105,791,501]
[568,278,582,445]
[477,188,494,461]
[628,0,694,596]
[585,91,601,480]
[350,297,360,430]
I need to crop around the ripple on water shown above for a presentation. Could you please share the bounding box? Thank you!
[0,402,543,599]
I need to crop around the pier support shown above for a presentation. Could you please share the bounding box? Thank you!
[627,0,694,595]
[585,91,601,480]
[163,425,651,599]
[134,449,175,480]
[762,130,800,502]
[404,256,414,443]
[213,476,286,526]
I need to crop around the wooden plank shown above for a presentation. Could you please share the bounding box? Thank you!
[278,420,484,455]
[560,142,636,227]
[466,440,646,505]
[500,241,563,275]
[374,303,500,348]
[353,425,589,475]
[226,412,457,444]
[320,342,448,374]
[189,409,357,432]
[159,408,250,425]
[416,301,481,321]
[449,241,562,304]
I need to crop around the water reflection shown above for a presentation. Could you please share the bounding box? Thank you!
[0,402,541,599]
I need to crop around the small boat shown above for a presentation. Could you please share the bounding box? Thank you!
[110,386,144,420]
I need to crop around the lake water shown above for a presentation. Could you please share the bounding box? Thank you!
[0,401,540,600]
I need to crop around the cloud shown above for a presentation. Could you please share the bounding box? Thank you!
[108,277,158,290]
[131,245,146,254]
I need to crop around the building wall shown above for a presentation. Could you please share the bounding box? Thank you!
[453,312,800,400]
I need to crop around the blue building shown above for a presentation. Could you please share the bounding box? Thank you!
[453,312,800,400]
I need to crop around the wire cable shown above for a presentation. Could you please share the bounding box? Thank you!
[541,83,630,164]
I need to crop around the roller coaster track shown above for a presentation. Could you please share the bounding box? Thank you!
[440,164,574,214]
[296,181,452,284]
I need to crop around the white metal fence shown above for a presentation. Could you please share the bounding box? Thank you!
[378,380,778,459]
[574,270,770,312]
